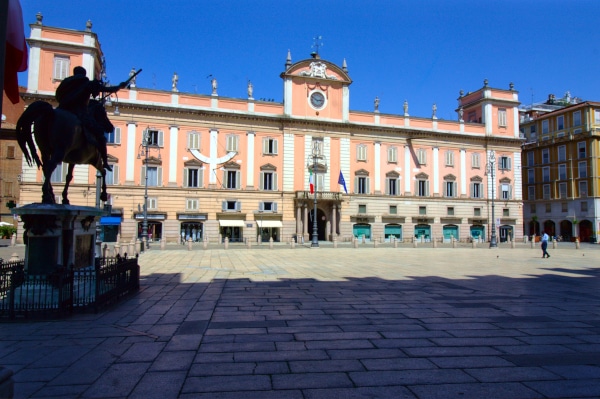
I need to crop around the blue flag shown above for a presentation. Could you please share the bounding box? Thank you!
[338,171,348,194]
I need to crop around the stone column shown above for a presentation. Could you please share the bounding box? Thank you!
[296,205,301,237]
[303,204,309,241]
[331,204,337,238]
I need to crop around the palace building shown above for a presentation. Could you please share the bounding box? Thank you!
[18,17,524,244]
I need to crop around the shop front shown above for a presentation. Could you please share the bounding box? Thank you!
[384,224,402,241]
[99,216,121,242]
[470,225,485,241]
[499,225,514,242]
[178,213,207,243]
[414,224,431,242]
[256,220,283,242]
[353,223,371,240]
[134,213,166,242]
[442,225,459,243]
[218,219,245,242]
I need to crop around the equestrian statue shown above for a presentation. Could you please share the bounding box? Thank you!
[16,67,141,205]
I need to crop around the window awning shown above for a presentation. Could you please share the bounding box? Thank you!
[218,220,245,227]
[99,216,121,226]
[256,220,283,228]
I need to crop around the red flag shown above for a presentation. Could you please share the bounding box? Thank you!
[4,0,28,104]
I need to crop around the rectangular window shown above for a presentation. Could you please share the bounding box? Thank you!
[559,182,567,199]
[386,177,398,196]
[501,184,511,200]
[183,168,201,188]
[187,131,200,150]
[581,201,588,212]
[445,151,454,166]
[147,197,158,210]
[528,169,535,184]
[4,182,12,197]
[356,176,369,194]
[53,55,70,80]
[575,110,583,126]
[417,180,428,197]
[545,203,552,213]
[50,163,67,183]
[561,202,568,212]
[527,151,534,167]
[186,198,198,211]
[387,146,398,163]
[472,153,480,168]
[528,186,535,201]
[262,138,278,155]
[419,206,426,215]
[579,181,588,197]
[224,170,240,189]
[498,108,507,127]
[222,200,241,211]
[6,146,15,159]
[558,164,567,180]
[145,129,163,147]
[543,184,551,200]
[417,149,427,165]
[447,207,454,216]
[471,182,482,199]
[542,167,550,182]
[474,208,481,217]
[542,119,549,134]
[260,201,276,212]
[260,171,277,191]
[530,124,537,135]
[356,145,367,161]
[503,208,510,217]
[358,204,367,214]
[530,203,536,214]
[579,161,587,178]
[145,166,159,187]
[389,205,397,214]
[226,135,239,152]
[557,145,566,162]
[557,115,564,130]
[542,149,550,164]
[105,165,119,185]
[578,142,586,159]
[499,156,512,170]
[444,181,457,197]
[105,127,121,145]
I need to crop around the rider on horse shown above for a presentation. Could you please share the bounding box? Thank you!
[55,66,126,171]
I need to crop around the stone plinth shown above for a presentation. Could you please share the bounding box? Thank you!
[12,204,103,274]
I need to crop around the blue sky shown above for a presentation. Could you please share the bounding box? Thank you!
[18,0,600,120]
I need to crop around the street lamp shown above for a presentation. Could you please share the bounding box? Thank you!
[489,151,498,248]
[311,141,321,248]
[137,130,160,250]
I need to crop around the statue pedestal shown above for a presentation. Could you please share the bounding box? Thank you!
[12,204,103,274]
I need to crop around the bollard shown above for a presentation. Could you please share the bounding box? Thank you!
[103,243,108,258]
[353,239,359,248]
[524,235,528,244]
[10,233,16,247]
[374,238,378,248]
[511,238,516,249]
[224,237,229,249]
[114,243,121,257]
[413,237,418,248]
[576,238,580,249]
[247,237,252,249]
[10,252,19,261]
[136,239,142,255]
[333,237,337,249]
[160,238,166,250]
[472,238,477,249]
[530,239,535,249]
[452,237,457,248]
[188,238,193,251]
[552,238,557,249]
[269,237,274,249]
[203,237,208,250]
[393,237,398,248]
[129,241,135,255]
[290,238,294,249]
[432,236,437,248]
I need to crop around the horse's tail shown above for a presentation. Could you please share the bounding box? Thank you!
[16,101,51,168]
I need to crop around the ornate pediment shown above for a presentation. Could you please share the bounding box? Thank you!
[415,172,429,179]
[443,174,456,181]
[355,168,370,176]
[471,175,483,182]
[183,159,203,167]
[260,163,277,171]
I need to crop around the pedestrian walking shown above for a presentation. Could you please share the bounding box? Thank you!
[541,232,550,258]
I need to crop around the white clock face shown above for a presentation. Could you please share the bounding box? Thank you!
[310,91,325,109]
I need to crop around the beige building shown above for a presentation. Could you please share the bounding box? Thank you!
[18,19,524,244]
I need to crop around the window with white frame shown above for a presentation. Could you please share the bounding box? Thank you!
[417,149,427,165]
[530,124,537,137]
[385,172,399,196]
[262,137,278,155]
[499,155,512,170]
[474,207,481,216]
[528,186,535,201]
[50,162,68,183]
[226,134,239,152]
[500,181,512,200]
[575,110,583,126]
[141,164,162,187]
[53,55,70,80]
[527,151,534,167]
[557,145,566,162]
[187,131,200,150]
[542,149,550,164]
[543,184,551,200]
[559,182,567,199]
[527,169,535,184]
[358,204,367,214]
[445,151,454,166]
[223,168,240,189]
[443,175,457,198]
[144,129,164,147]
[105,127,121,144]
[356,144,367,161]
[542,119,549,134]
[561,202,568,213]
[578,141,586,158]
[259,201,277,212]
[579,180,588,197]
[579,161,587,178]
[354,173,370,194]
[447,207,455,216]
[105,165,120,185]
[470,177,483,198]
[498,108,507,127]
[259,165,277,191]
[557,115,564,130]
[222,200,241,212]
[183,165,203,188]
[387,146,398,163]
[186,198,198,211]
[415,174,429,197]
[542,166,550,182]
[558,164,567,180]
[147,197,158,210]
[472,153,481,168]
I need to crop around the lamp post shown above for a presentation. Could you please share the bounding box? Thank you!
[311,142,320,248]
[95,170,102,258]
[137,130,160,250]
[489,152,498,248]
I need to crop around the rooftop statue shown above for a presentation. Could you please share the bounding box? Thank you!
[16,67,141,205]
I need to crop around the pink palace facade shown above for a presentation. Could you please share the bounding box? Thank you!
[18,18,524,244]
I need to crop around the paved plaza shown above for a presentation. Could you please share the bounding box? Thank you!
[1,242,600,398]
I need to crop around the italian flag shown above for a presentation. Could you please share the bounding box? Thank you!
[309,169,314,194]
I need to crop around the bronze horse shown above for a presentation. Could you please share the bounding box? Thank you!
[16,100,113,205]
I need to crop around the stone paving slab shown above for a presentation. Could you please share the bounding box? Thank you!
[1,245,600,398]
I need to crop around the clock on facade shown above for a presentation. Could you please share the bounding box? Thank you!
[310,91,325,109]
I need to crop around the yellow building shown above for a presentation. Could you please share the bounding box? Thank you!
[520,94,600,242]
[18,19,524,245]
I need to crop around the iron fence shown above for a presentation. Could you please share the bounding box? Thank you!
[0,256,139,320]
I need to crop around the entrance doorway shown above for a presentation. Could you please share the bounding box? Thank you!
[220,226,243,242]
[384,224,402,241]
[138,221,162,242]
[414,224,431,242]
[470,225,484,241]
[353,224,372,240]
[308,208,327,241]
[442,225,459,243]
[181,222,203,243]
[499,225,513,242]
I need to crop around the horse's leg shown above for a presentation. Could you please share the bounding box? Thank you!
[100,169,108,202]
[62,164,75,205]
[41,155,58,204]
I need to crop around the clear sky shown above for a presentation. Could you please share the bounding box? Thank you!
[17,0,600,120]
